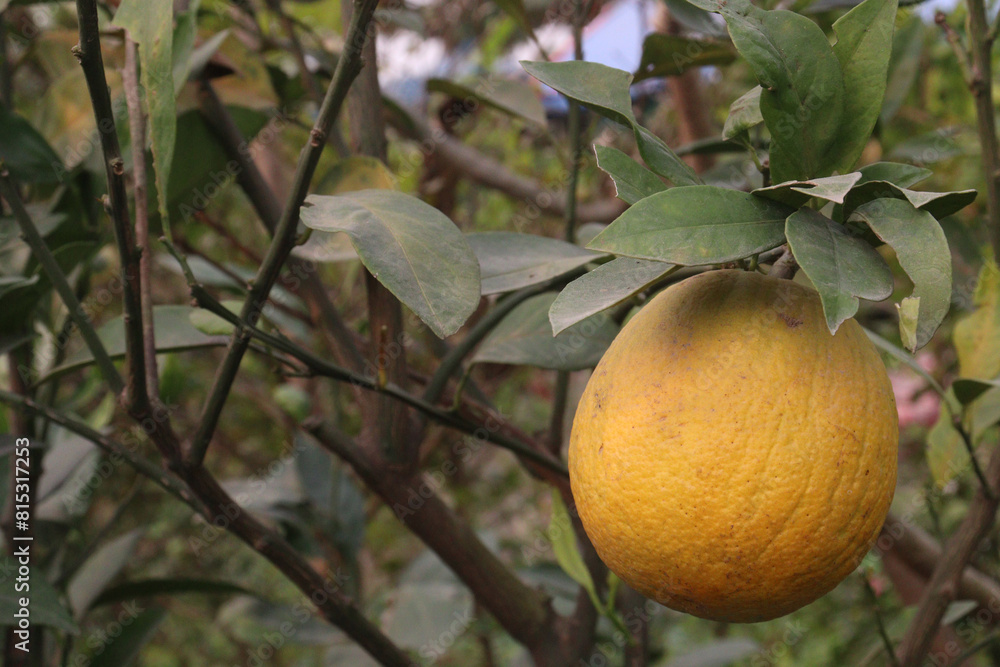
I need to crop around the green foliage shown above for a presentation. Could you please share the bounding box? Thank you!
[301,190,481,338]
[588,186,792,264]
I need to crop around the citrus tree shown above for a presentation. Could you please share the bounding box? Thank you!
[0,0,998,665]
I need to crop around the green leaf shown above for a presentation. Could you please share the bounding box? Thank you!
[927,403,967,487]
[317,155,397,195]
[593,145,667,205]
[170,0,202,94]
[472,293,617,370]
[43,306,224,383]
[953,378,1000,406]
[300,190,480,338]
[633,125,702,186]
[521,60,634,125]
[721,3,846,182]
[548,491,600,610]
[0,107,64,183]
[663,0,728,37]
[466,232,604,295]
[427,77,546,127]
[0,557,78,633]
[896,296,920,352]
[753,172,862,208]
[520,60,700,186]
[87,607,167,667]
[588,186,793,265]
[188,299,243,336]
[92,579,256,608]
[722,86,762,140]
[114,0,177,238]
[495,0,543,50]
[827,0,898,174]
[850,198,951,350]
[943,600,979,626]
[550,258,675,335]
[856,161,932,188]
[168,107,270,212]
[881,15,925,125]
[889,129,967,164]
[785,208,893,333]
[633,34,735,82]
[864,326,947,398]
[954,262,1000,380]
[178,29,230,87]
[68,530,143,617]
[841,180,977,221]
[864,326,947,399]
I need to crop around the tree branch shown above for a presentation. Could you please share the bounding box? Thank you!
[193,79,365,372]
[0,390,197,507]
[73,0,149,411]
[0,389,413,666]
[306,418,565,662]
[880,512,1000,608]
[343,0,413,469]
[187,281,570,476]
[123,38,159,401]
[0,169,124,393]
[963,0,1000,259]
[388,109,626,224]
[188,0,381,467]
[896,443,1000,665]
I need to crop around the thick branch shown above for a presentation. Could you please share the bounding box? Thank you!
[188,0,381,466]
[896,445,1000,665]
[343,0,413,469]
[880,513,1000,608]
[73,0,149,411]
[0,390,412,666]
[307,419,564,662]
[123,38,159,401]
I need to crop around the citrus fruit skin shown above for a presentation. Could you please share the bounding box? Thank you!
[568,269,898,623]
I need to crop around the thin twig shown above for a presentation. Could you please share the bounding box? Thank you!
[862,572,900,667]
[195,76,366,372]
[934,13,975,87]
[549,0,589,458]
[188,0,381,467]
[123,38,159,401]
[0,390,196,506]
[423,271,585,405]
[0,389,413,666]
[267,0,323,105]
[954,417,996,500]
[0,168,124,393]
[185,282,569,476]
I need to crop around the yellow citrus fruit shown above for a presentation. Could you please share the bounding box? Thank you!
[568,269,898,623]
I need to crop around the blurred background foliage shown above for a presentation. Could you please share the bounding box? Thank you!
[0,0,998,665]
